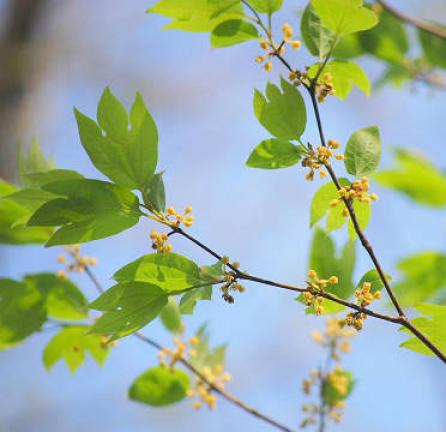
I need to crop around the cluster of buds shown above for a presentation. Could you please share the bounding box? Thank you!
[149,230,172,254]
[303,270,339,314]
[341,311,367,331]
[220,256,245,304]
[301,141,344,181]
[310,318,355,362]
[56,244,97,280]
[316,72,336,103]
[330,177,378,213]
[157,334,196,369]
[355,281,382,307]
[165,205,194,228]
[288,69,308,86]
[255,23,301,73]
[301,320,355,428]
[187,364,232,410]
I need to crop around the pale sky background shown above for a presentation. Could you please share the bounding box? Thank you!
[1,1,446,431]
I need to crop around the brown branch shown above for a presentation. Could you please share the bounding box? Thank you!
[83,267,294,432]
[378,0,446,39]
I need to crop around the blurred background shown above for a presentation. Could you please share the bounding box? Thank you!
[1,0,446,431]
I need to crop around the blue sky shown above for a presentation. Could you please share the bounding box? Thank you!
[1,1,446,431]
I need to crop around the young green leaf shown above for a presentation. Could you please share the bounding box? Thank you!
[246,139,302,169]
[359,9,409,64]
[247,0,284,14]
[17,139,56,187]
[400,304,446,356]
[311,0,378,36]
[211,19,260,48]
[189,325,227,371]
[308,61,370,100]
[25,273,88,320]
[27,179,142,246]
[179,286,213,314]
[393,252,446,306]
[301,3,336,59]
[0,278,47,349]
[253,78,306,141]
[374,149,446,207]
[113,253,203,293]
[418,28,446,69]
[129,366,190,406]
[143,172,166,212]
[75,88,158,190]
[148,0,243,32]
[347,199,371,240]
[160,297,183,334]
[43,326,110,372]
[344,126,381,177]
[0,180,52,244]
[90,282,168,340]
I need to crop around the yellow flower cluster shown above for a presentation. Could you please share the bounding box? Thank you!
[56,244,97,280]
[301,319,355,429]
[310,318,355,361]
[303,270,339,314]
[149,230,172,254]
[187,364,232,410]
[316,72,336,103]
[355,281,382,307]
[330,177,378,212]
[301,140,344,181]
[220,257,244,304]
[157,334,195,369]
[341,311,367,331]
[255,23,301,73]
[165,205,194,228]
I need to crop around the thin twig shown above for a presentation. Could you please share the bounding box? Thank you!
[378,0,446,39]
[84,267,294,432]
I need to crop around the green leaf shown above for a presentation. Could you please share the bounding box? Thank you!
[344,126,381,177]
[323,370,355,406]
[27,179,141,246]
[247,0,283,14]
[418,27,446,69]
[148,0,243,32]
[114,253,203,293]
[160,297,183,334]
[310,178,349,230]
[356,269,385,293]
[393,252,446,306]
[129,366,190,406]
[359,9,408,64]
[199,261,225,283]
[400,304,446,356]
[347,199,371,240]
[0,278,47,349]
[90,282,168,340]
[25,273,88,320]
[299,229,355,314]
[179,286,213,314]
[143,172,166,212]
[253,78,306,141]
[0,180,52,244]
[246,139,302,169]
[211,19,259,47]
[75,88,158,190]
[17,139,56,187]
[308,61,370,100]
[374,149,446,207]
[43,326,110,372]
[190,325,226,371]
[311,0,378,36]
[301,3,336,59]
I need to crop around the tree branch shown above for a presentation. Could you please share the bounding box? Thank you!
[83,266,294,432]
[378,0,446,39]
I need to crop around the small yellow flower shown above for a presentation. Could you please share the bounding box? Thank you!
[264,61,272,72]
[255,55,264,64]
[289,40,302,49]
